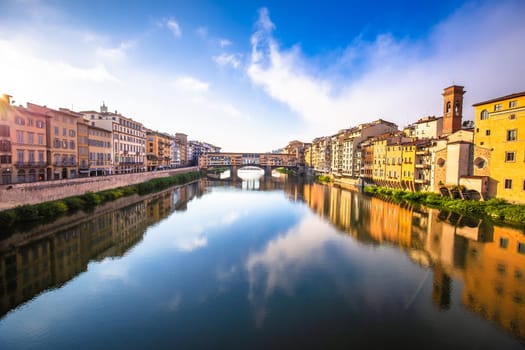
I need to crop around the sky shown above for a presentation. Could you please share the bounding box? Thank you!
[0,0,524,152]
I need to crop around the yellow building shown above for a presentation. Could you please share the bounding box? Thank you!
[401,143,416,191]
[385,141,403,189]
[146,130,172,171]
[473,91,525,203]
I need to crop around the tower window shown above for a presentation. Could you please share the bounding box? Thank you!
[446,101,451,113]
[480,110,488,120]
[507,129,517,141]
[455,101,460,114]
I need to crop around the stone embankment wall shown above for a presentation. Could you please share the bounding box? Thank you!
[0,166,198,211]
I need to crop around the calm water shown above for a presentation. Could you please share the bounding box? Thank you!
[0,177,524,349]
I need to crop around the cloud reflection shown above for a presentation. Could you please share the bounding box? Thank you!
[245,215,342,326]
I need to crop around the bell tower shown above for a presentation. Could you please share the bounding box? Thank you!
[442,85,465,135]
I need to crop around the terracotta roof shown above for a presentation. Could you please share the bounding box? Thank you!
[472,91,525,106]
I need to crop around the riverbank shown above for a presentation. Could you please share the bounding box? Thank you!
[364,186,525,228]
[0,166,198,211]
[0,170,203,229]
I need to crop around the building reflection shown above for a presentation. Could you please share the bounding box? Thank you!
[296,181,525,341]
[0,182,203,317]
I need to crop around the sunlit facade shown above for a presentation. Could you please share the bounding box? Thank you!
[473,91,525,203]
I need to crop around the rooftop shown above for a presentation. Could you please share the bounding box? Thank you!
[472,91,525,106]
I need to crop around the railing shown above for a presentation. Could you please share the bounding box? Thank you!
[15,161,48,167]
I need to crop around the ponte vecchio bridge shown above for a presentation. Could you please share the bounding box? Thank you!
[198,152,299,179]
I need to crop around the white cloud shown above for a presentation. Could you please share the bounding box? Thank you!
[219,38,232,47]
[95,40,135,61]
[173,76,210,93]
[247,3,525,137]
[166,18,182,38]
[196,26,208,38]
[176,236,208,252]
[213,53,242,69]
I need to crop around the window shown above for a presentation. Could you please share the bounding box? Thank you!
[519,243,525,255]
[500,238,509,249]
[509,100,517,108]
[494,104,502,111]
[509,114,516,120]
[69,129,76,137]
[505,152,515,162]
[480,109,488,120]
[36,120,44,128]
[38,151,44,163]
[485,129,491,136]
[504,179,513,189]
[15,117,25,125]
[62,128,67,136]
[38,134,44,145]
[28,151,35,164]
[16,130,24,143]
[507,129,517,141]
[54,126,59,135]
[27,132,34,145]
[523,180,525,191]
[446,101,451,113]
[17,149,24,162]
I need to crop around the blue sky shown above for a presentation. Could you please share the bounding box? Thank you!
[1,0,524,152]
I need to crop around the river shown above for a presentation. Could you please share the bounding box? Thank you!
[0,177,523,349]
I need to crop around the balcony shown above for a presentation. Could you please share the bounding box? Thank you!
[414,178,429,184]
[15,161,48,168]
[415,163,430,169]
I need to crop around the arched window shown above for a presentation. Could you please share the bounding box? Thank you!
[455,101,460,114]
[480,109,488,120]
[17,169,26,183]
[1,169,11,184]
[474,157,487,169]
[446,102,451,113]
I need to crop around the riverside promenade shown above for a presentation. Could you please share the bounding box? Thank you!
[0,166,198,211]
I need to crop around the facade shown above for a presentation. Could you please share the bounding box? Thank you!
[5,99,48,183]
[285,140,308,166]
[0,95,12,184]
[87,123,112,176]
[187,140,221,166]
[473,91,525,203]
[311,136,331,174]
[403,116,443,139]
[82,104,146,174]
[77,118,90,176]
[146,130,172,171]
[174,133,188,167]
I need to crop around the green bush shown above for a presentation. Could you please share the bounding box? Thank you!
[14,204,40,221]
[0,210,16,227]
[80,192,102,207]
[63,197,86,211]
[0,170,202,228]
[36,201,68,219]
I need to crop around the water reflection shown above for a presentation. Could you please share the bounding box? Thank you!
[299,182,525,341]
[0,182,205,317]
[0,178,523,347]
